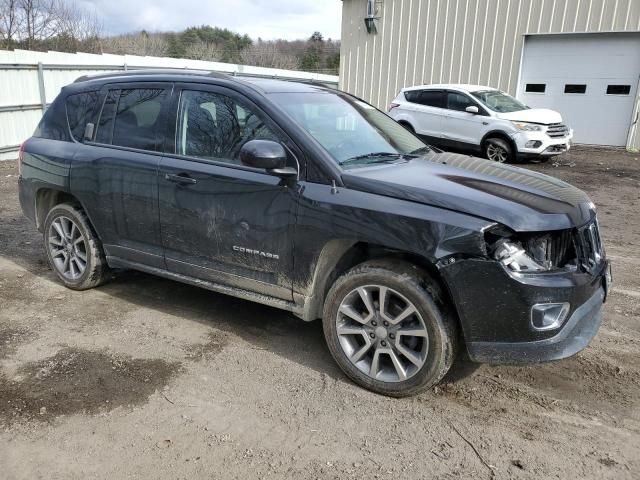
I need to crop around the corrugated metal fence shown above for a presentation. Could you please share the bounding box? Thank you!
[0,50,339,160]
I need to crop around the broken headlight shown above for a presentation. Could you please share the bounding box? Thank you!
[486,225,577,272]
[493,239,551,272]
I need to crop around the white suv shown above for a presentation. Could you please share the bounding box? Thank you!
[389,84,573,163]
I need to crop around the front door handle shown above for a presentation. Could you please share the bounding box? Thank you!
[165,173,197,185]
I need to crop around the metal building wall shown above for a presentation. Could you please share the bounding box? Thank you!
[340,0,640,114]
[0,50,339,160]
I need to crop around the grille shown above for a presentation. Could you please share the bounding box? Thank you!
[523,229,574,269]
[546,123,569,138]
[549,229,574,267]
[575,219,604,272]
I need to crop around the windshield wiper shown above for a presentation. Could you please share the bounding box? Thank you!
[339,152,409,166]
[409,146,431,155]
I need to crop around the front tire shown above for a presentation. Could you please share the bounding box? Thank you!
[484,137,513,163]
[43,203,110,290]
[323,259,457,397]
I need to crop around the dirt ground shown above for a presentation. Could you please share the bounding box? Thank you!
[0,146,638,479]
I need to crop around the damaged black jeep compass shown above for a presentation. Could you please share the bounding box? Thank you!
[18,71,611,396]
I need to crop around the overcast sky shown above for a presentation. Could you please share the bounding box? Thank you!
[80,0,343,40]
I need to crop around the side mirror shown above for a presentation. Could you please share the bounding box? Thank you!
[83,122,95,141]
[239,140,297,179]
[465,106,479,114]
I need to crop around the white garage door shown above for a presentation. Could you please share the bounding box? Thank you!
[518,33,640,147]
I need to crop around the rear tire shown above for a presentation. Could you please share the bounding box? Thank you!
[43,203,110,290]
[484,137,514,163]
[322,259,458,397]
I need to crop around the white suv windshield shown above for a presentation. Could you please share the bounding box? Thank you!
[471,90,529,113]
[269,92,428,167]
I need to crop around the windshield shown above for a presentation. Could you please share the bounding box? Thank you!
[268,92,428,167]
[471,90,529,113]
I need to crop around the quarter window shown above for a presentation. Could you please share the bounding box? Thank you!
[606,85,631,95]
[564,84,587,94]
[177,90,279,164]
[525,84,546,93]
[33,97,70,141]
[403,90,420,103]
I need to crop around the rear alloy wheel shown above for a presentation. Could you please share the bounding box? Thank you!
[484,137,513,163]
[48,215,87,281]
[43,203,110,290]
[323,260,457,397]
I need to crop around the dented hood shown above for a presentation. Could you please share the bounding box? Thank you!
[341,151,595,232]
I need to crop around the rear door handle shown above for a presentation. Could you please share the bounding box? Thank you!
[165,173,197,185]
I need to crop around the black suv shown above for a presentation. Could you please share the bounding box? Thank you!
[18,71,611,396]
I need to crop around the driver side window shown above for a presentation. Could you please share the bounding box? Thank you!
[447,92,476,112]
[177,90,279,164]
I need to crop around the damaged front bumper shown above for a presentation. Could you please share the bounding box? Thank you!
[440,258,610,364]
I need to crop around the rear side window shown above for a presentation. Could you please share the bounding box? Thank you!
[95,88,169,151]
[95,90,118,144]
[66,91,100,141]
[33,97,70,141]
[405,90,445,108]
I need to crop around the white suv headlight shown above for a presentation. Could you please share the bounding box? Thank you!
[512,121,542,132]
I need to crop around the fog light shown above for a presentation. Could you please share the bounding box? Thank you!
[525,140,542,148]
[531,303,570,331]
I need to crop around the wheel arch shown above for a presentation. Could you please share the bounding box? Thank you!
[302,240,457,325]
[481,130,517,156]
[35,188,95,234]
[396,119,416,133]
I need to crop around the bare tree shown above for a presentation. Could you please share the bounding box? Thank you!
[19,0,59,50]
[240,42,300,70]
[102,31,169,57]
[0,0,21,48]
[183,40,223,61]
[53,0,102,51]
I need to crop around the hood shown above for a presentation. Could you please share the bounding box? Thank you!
[341,151,595,232]
[496,108,563,124]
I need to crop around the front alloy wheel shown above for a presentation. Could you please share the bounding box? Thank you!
[336,285,428,382]
[323,260,457,397]
[485,138,513,163]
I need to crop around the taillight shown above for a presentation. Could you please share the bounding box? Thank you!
[389,103,400,112]
[18,141,25,176]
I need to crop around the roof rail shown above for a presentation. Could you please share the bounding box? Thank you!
[73,68,229,83]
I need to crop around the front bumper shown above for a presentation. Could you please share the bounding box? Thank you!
[440,258,609,364]
[467,287,603,363]
[511,129,574,159]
